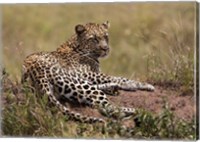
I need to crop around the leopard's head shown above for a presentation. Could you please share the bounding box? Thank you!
[74,21,110,59]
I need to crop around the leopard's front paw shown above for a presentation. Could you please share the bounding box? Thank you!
[144,84,155,91]
[135,82,155,91]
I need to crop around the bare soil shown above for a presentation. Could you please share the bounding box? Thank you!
[69,86,195,122]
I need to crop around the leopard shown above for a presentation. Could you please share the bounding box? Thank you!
[21,21,155,124]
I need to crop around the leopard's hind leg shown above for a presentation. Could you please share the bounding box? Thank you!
[60,81,136,119]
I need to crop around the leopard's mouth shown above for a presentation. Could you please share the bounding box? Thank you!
[99,48,110,58]
[100,48,109,58]
[90,48,109,59]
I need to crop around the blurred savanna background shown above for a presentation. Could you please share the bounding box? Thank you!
[1,2,197,139]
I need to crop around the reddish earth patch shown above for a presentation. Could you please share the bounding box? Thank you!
[69,86,195,122]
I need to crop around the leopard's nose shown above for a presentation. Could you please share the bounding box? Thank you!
[99,40,109,51]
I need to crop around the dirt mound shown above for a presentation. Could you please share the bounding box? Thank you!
[2,73,195,122]
[69,86,195,122]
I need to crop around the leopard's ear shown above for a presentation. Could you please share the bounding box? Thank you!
[75,24,86,35]
[102,21,110,29]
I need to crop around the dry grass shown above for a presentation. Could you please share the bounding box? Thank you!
[2,3,195,81]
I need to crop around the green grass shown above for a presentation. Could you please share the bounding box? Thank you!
[1,2,197,139]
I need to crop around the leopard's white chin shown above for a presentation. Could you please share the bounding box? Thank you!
[100,50,109,58]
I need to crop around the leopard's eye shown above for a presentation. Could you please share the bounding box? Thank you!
[104,35,109,42]
[88,35,99,43]
[93,35,100,43]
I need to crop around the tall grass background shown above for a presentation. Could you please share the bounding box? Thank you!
[2,3,195,85]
